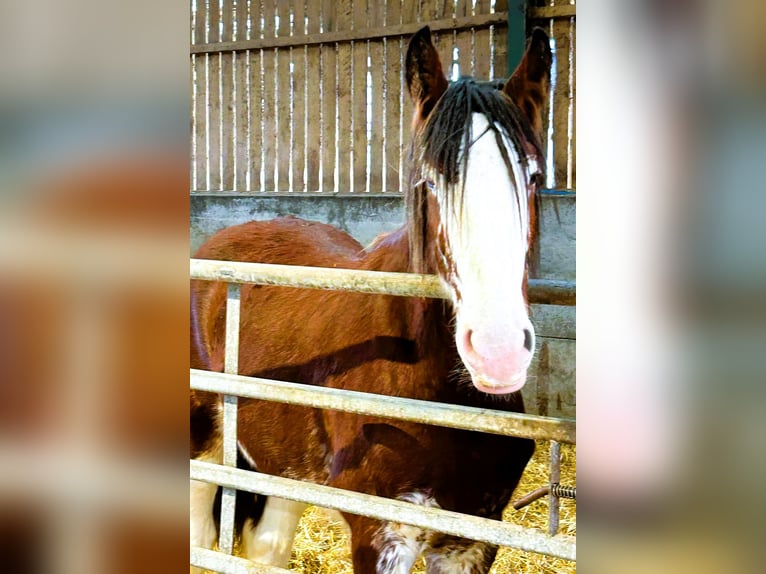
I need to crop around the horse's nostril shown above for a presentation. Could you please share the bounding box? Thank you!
[523,328,533,352]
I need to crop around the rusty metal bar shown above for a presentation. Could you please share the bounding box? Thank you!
[512,483,576,511]
[191,460,576,561]
[549,440,562,536]
[189,259,576,306]
[218,284,241,555]
[191,369,576,444]
[191,546,291,574]
[513,486,550,510]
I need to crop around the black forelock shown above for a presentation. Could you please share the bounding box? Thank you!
[406,78,544,273]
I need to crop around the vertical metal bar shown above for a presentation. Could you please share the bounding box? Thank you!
[219,283,241,554]
[548,440,561,536]
[506,0,527,75]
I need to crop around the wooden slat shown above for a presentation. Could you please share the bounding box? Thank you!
[401,0,419,26]
[193,55,208,191]
[235,51,249,190]
[208,54,222,190]
[249,0,262,40]
[400,0,418,170]
[570,16,576,187]
[306,0,321,192]
[191,13,510,53]
[432,30,454,81]
[221,3,235,190]
[262,2,277,191]
[528,5,577,19]
[222,0,234,42]
[209,0,220,43]
[440,0,455,20]
[420,0,437,22]
[492,25,508,80]
[493,0,509,79]
[456,29,473,77]
[320,0,337,192]
[551,5,571,189]
[236,0,248,41]
[367,2,385,194]
[455,0,470,19]
[368,43,384,193]
[293,46,307,192]
[221,52,235,190]
[336,0,353,193]
[276,0,292,191]
[208,2,221,190]
[384,1,402,194]
[292,0,307,192]
[193,0,207,44]
[352,1,368,193]
[248,1,263,191]
[248,49,262,191]
[473,0,492,80]
[294,0,305,36]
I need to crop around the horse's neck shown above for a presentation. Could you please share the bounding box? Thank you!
[362,225,453,361]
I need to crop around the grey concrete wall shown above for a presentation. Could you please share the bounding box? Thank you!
[190,192,576,418]
[191,193,405,254]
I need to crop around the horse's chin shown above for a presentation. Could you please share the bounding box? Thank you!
[472,372,527,395]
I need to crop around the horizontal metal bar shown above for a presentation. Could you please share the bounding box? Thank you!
[191,13,508,54]
[191,546,291,574]
[191,258,444,297]
[191,460,576,561]
[528,6,577,19]
[190,370,576,444]
[189,259,576,306]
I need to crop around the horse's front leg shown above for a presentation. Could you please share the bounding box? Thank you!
[190,392,223,574]
[424,538,498,574]
[241,496,307,568]
[345,513,428,574]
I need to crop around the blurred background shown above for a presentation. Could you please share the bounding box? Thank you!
[1,0,765,572]
[0,1,190,573]
[578,0,766,571]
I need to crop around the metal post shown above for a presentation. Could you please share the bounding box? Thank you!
[507,0,527,75]
[218,283,241,554]
[548,440,561,536]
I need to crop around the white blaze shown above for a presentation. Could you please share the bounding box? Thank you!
[435,113,537,394]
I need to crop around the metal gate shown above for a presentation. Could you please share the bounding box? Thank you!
[189,259,576,572]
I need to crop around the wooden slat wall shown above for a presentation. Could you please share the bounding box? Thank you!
[530,0,577,190]
[190,0,577,193]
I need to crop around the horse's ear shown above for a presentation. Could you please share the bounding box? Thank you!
[503,28,552,135]
[406,26,449,128]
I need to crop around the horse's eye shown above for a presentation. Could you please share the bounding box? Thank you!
[529,172,544,188]
[414,178,437,192]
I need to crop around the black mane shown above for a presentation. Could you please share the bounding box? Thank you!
[406,78,544,273]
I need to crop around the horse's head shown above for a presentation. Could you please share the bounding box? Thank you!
[405,26,551,395]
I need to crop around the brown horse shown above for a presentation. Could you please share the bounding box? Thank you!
[191,26,551,573]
